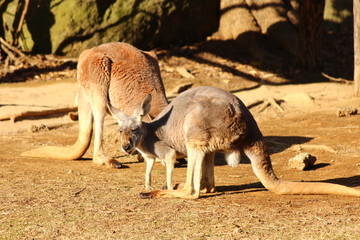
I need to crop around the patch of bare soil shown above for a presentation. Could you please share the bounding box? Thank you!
[1,45,360,239]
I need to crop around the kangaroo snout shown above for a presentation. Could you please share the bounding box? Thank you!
[122,143,134,154]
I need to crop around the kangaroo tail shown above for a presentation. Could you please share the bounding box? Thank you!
[22,87,93,160]
[244,140,360,197]
[21,143,91,160]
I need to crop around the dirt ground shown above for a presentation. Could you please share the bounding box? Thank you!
[1,44,360,239]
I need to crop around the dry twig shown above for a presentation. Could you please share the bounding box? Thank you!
[12,0,30,46]
[321,72,352,84]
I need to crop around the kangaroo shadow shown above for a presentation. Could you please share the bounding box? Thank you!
[265,135,313,154]
[215,135,313,165]
[210,175,360,198]
[215,182,267,195]
[320,175,360,188]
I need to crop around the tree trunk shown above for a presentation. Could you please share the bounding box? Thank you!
[213,0,266,59]
[298,0,325,69]
[354,0,360,96]
[247,0,299,57]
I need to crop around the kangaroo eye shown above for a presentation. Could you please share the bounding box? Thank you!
[132,128,139,134]
[118,128,123,133]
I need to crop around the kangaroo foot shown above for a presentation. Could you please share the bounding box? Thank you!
[93,155,122,168]
[106,159,123,169]
[139,191,158,199]
[200,187,216,193]
[140,189,200,199]
[200,184,215,193]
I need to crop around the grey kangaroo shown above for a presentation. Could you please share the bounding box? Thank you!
[108,86,360,198]
[22,42,168,168]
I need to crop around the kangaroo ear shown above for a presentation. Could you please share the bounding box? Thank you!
[133,94,152,122]
[107,103,129,125]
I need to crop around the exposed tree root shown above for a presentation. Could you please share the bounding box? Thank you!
[247,97,284,113]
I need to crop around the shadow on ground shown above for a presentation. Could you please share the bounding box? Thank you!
[213,174,360,197]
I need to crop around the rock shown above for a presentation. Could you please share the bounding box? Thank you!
[336,108,358,117]
[3,0,219,56]
[288,153,317,171]
[28,124,49,133]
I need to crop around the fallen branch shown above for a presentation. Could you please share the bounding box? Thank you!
[0,37,32,64]
[0,42,18,63]
[0,37,26,58]
[321,72,352,84]
[0,106,78,122]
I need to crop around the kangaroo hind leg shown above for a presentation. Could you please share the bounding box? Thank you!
[90,90,122,168]
[201,152,215,193]
[181,146,206,198]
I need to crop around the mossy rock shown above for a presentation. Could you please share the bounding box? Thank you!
[2,0,219,56]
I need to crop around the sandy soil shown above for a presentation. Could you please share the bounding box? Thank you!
[1,52,360,239]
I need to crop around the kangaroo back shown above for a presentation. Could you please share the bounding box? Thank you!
[86,42,168,119]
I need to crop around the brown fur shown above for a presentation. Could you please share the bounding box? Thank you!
[109,86,360,198]
[22,42,168,168]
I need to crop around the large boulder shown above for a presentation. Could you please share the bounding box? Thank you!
[2,0,219,56]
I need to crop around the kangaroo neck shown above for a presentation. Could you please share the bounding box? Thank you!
[136,121,171,159]
[136,122,159,157]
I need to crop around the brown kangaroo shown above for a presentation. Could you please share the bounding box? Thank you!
[22,42,168,168]
[108,86,360,198]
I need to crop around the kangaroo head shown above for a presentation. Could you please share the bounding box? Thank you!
[108,94,152,154]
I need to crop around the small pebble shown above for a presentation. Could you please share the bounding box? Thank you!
[28,124,49,133]
[337,108,358,117]
[288,153,317,171]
